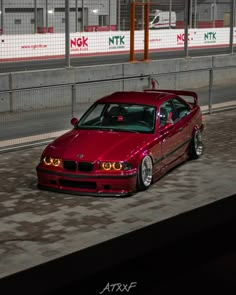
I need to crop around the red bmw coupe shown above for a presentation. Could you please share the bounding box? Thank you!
[36,89,204,196]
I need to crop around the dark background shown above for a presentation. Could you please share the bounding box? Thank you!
[52,218,236,295]
[1,194,236,295]
[51,194,236,295]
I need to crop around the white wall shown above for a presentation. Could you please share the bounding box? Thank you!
[0,28,234,61]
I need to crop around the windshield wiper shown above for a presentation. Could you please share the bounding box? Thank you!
[105,128,139,133]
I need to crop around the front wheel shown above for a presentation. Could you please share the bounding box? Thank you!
[137,155,153,191]
[189,130,203,159]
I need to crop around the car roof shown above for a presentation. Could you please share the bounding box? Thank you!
[96,91,175,107]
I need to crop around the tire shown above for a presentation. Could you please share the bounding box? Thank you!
[189,130,203,159]
[137,155,153,191]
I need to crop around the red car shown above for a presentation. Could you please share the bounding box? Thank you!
[36,89,204,196]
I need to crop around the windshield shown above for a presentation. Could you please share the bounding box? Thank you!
[149,14,158,23]
[77,103,156,133]
[149,15,155,23]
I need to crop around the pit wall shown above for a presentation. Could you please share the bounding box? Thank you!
[1,54,236,113]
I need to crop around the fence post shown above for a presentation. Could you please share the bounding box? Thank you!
[65,0,70,67]
[9,74,13,113]
[148,75,152,89]
[144,1,150,61]
[209,69,213,114]
[82,0,84,32]
[130,0,135,62]
[72,84,76,118]
[184,0,189,57]
[34,0,38,34]
[229,0,235,54]
[75,0,78,32]
[108,0,111,31]
[117,0,121,31]
[0,0,3,32]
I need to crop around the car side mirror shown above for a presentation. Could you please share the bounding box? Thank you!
[71,118,78,127]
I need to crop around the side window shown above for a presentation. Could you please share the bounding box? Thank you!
[159,100,175,127]
[172,97,190,120]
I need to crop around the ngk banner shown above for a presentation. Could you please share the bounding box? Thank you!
[0,28,233,61]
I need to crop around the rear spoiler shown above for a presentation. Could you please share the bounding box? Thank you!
[144,89,198,105]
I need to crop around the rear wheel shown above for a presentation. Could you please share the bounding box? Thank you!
[137,155,153,191]
[189,130,203,159]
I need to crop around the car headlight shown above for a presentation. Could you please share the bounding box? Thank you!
[101,162,112,170]
[52,158,61,167]
[42,156,62,167]
[100,161,132,171]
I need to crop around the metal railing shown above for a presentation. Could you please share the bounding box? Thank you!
[0,65,236,152]
[0,0,236,65]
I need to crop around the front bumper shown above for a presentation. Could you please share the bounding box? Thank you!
[36,166,137,197]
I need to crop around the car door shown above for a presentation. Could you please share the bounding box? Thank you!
[159,99,182,167]
[171,97,192,155]
[148,108,163,177]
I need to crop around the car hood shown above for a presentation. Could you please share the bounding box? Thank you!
[43,129,153,161]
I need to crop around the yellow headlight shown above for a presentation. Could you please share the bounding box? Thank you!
[112,162,122,170]
[101,162,124,171]
[102,162,112,170]
[43,156,51,165]
[52,158,61,167]
[43,157,61,167]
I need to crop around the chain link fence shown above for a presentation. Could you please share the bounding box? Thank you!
[0,0,236,63]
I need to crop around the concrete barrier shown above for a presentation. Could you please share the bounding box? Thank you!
[0,55,236,113]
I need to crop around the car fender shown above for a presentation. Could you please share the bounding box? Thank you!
[137,150,154,167]
[192,123,204,137]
